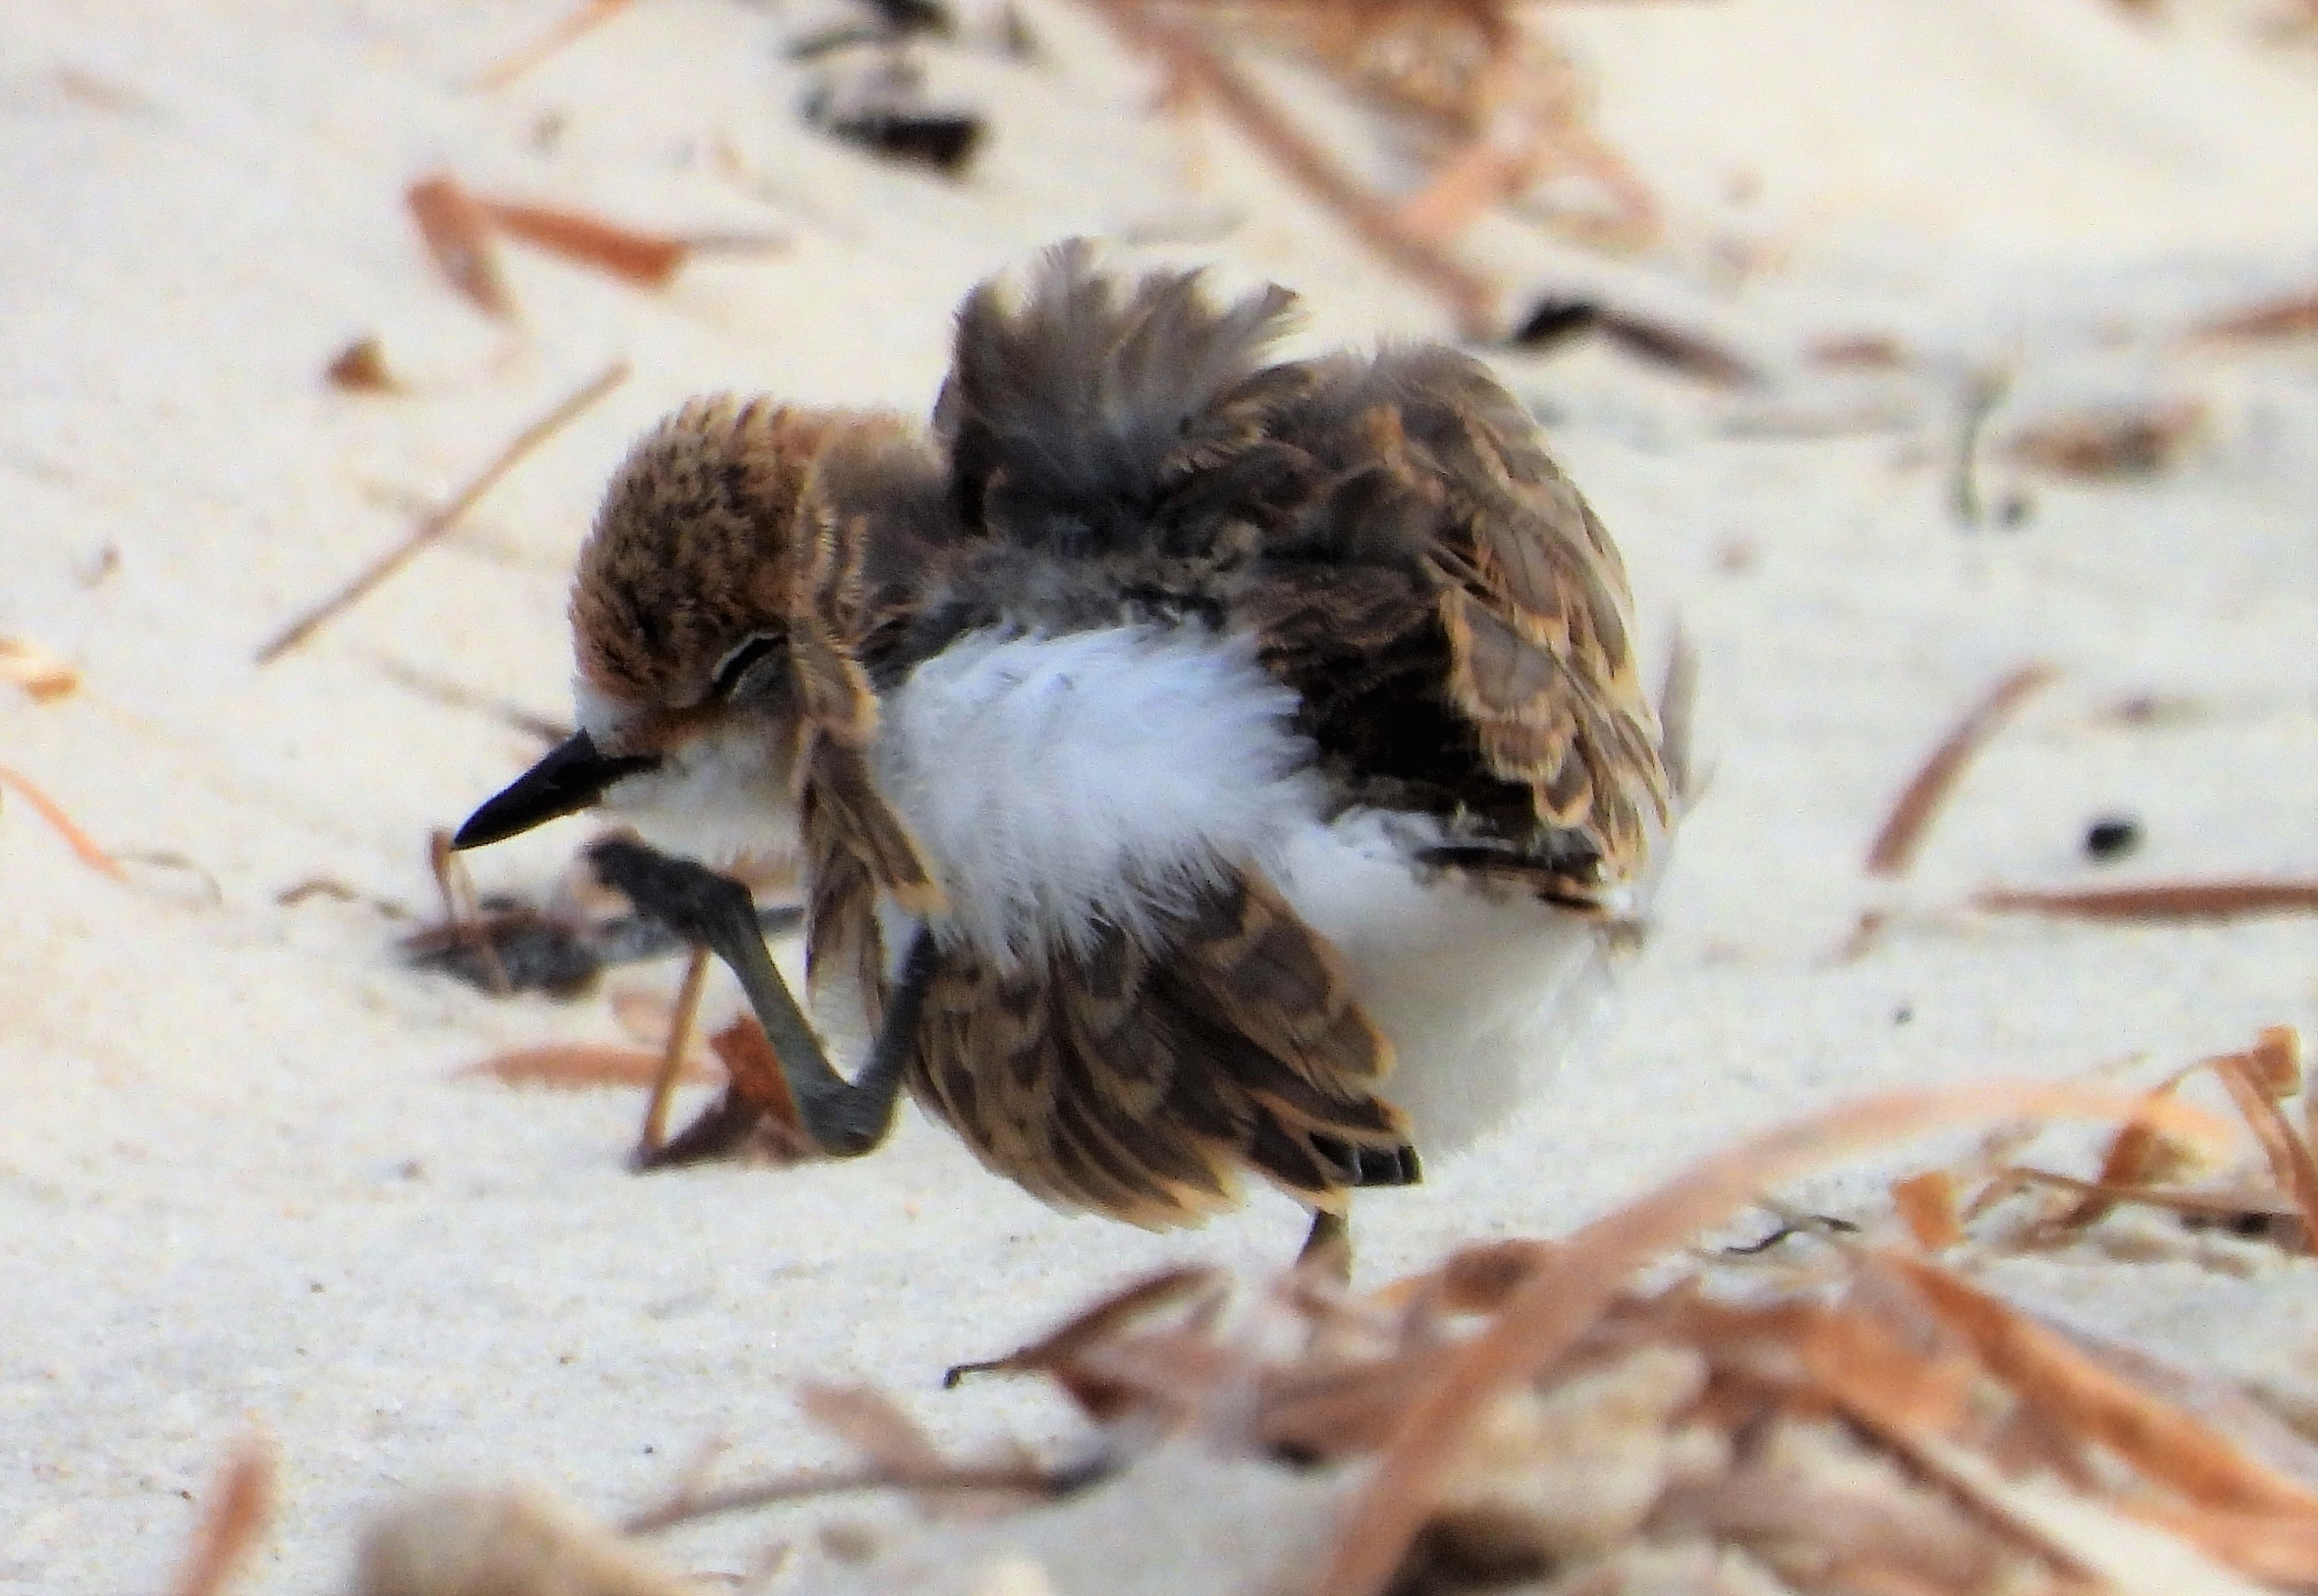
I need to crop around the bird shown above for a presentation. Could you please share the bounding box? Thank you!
[454,242,1679,1262]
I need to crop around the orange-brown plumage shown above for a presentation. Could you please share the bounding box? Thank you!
[463,243,1680,1254]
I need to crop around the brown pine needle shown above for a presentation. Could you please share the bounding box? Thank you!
[636,948,710,1155]
[1974,880,2318,920]
[1080,0,1500,337]
[2002,1167,2300,1227]
[623,1460,1068,1535]
[473,0,645,92]
[478,199,691,289]
[1887,1254,2318,1518]
[1865,662,2059,877]
[462,1045,713,1089]
[0,764,125,878]
[169,1436,276,1596]
[2192,288,2318,342]
[406,174,514,318]
[2214,1051,2318,1254]
[257,360,628,663]
[1312,1082,2226,1596]
[429,826,511,996]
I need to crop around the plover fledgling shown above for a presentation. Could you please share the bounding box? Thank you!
[455,244,1680,1259]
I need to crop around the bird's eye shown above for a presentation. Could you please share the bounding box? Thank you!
[709,633,783,699]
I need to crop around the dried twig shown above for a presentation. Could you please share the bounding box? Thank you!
[372,657,569,741]
[1974,880,2318,921]
[0,764,125,878]
[636,948,710,1156]
[257,361,628,663]
[472,0,645,91]
[1891,1170,1963,1249]
[622,1459,1074,1535]
[462,1045,714,1089]
[1081,0,1498,335]
[170,1437,276,1596]
[429,827,511,996]
[1312,1083,2223,1596]
[1888,1254,2318,1517]
[1865,662,2058,877]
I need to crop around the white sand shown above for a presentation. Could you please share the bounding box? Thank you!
[2,2,2314,1590]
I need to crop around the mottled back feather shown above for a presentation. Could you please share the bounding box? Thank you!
[933,250,1671,903]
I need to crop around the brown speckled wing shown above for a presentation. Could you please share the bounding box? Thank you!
[1247,347,1670,897]
[906,869,1410,1225]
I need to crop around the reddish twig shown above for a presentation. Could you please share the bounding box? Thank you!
[1865,663,2058,877]
[472,0,645,91]
[1974,881,2318,921]
[1079,0,1500,336]
[1312,1084,2223,1596]
[636,948,711,1156]
[0,764,125,878]
[169,1438,276,1596]
[257,361,628,663]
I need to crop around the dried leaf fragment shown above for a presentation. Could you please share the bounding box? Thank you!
[170,1436,276,1596]
[707,1013,806,1142]
[1886,1254,2318,1519]
[325,336,400,393]
[407,173,515,318]
[0,636,79,701]
[1311,1083,2227,1596]
[798,1383,948,1476]
[1866,662,2058,877]
[1891,1170,1963,1249]
[2005,400,2205,479]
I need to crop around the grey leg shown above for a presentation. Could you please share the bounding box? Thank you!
[588,839,937,1158]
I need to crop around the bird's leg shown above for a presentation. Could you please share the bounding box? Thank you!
[588,839,935,1158]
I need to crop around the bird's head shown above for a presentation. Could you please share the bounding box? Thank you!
[454,396,939,867]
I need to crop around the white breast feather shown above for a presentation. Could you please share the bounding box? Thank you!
[872,627,1321,967]
[1271,809,1612,1152]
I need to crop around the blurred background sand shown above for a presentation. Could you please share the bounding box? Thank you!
[2,1,2314,1589]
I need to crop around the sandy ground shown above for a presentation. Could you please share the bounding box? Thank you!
[2,1,2315,1590]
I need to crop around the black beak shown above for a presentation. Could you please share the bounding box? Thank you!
[453,730,662,851]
